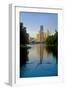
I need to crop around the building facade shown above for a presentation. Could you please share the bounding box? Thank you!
[36,25,49,42]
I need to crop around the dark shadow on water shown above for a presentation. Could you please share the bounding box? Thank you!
[20,47,29,77]
[46,45,58,63]
[20,47,29,67]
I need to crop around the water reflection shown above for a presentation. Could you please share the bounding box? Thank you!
[46,45,58,64]
[37,44,48,64]
[20,44,58,77]
[20,47,29,67]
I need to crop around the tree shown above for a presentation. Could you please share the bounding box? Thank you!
[20,22,29,44]
[46,31,58,45]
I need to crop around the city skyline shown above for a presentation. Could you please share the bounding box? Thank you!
[20,12,58,38]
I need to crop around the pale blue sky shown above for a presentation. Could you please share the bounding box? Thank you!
[20,12,58,37]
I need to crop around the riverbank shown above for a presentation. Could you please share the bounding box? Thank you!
[20,44,31,49]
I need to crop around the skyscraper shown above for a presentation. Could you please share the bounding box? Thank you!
[36,25,49,42]
[40,25,44,42]
[40,25,43,32]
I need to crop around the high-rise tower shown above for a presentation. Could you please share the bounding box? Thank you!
[40,25,44,42]
[40,25,43,32]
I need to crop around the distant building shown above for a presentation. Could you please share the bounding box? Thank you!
[29,37,35,43]
[40,25,43,32]
[29,25,49,43]
[36,25,49,42]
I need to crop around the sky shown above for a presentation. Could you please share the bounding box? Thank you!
[20,12,58,38]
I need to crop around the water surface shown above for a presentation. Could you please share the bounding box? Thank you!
[20,44,58,77]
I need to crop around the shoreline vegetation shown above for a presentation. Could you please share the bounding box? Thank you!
[20,22,58,49]
[20,44,31,49]
[20,44,57,48]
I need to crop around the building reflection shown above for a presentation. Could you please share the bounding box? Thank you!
[36,44,48,64]
[36,25,49,64]
[36,25,49,43]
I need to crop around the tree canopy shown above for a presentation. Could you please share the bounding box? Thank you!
[46,31,58,45]
[20,23,29,45]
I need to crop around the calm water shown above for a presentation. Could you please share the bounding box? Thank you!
[20,44,58,77]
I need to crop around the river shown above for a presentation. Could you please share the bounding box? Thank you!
[20,44,58,77]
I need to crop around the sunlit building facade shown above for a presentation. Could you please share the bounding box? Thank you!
[36,25,49,42]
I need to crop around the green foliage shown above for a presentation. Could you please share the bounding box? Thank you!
[46,31,58,45]
[20,23,29,45]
